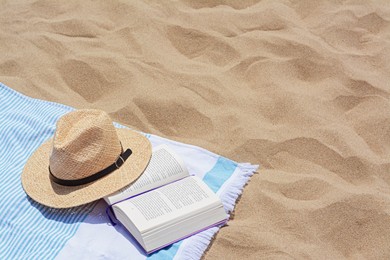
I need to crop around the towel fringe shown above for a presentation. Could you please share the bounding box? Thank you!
[222,163,258,214]
[174,163,259,260]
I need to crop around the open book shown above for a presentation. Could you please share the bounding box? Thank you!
[104,144,228,254]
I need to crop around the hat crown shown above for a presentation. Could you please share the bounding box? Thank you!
[49,109,121,181]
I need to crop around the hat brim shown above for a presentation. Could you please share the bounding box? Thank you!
[21,128,152,208]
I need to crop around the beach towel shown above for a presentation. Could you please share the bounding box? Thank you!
[0,82,258,260]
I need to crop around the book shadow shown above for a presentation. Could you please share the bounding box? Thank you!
[113,221,149,255]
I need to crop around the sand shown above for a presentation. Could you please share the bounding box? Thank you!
[1,0,390,258]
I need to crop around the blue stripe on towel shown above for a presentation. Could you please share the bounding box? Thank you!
[0,83,95,259]
[203,157,237,193]
[147,156,238,259]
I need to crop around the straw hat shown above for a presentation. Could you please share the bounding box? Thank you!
[21,109,152,208]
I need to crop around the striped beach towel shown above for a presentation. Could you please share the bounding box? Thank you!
[0,82,258,260]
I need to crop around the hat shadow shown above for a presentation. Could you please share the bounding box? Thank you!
[27,196,107,225]
[26,196,149,256]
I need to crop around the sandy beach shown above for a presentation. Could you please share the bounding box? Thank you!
[1,0,390,258]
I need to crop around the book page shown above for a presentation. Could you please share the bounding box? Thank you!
[104,144,189,205]
[114,176,222,232]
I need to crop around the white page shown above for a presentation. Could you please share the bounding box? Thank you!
[113,176,222,233]
[104,144,189,205]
